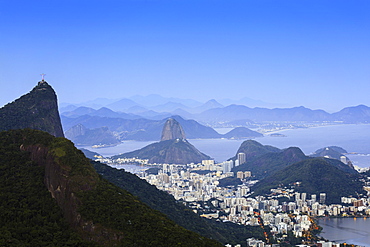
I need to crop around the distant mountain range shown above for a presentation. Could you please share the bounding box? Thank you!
[60,95,225,115]
[60,95,370,125]
[61,103,370,147]
[62,112,262,145]
[60,94,273,112]
[65,124,120,146]
[60,95,370,146]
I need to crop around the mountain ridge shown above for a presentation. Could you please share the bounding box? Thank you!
[252,158,364,204]
[233,146,308,179]
[0,128,221,246]
[61,95,370,124]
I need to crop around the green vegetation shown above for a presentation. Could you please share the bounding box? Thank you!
[252,158,364,204]
[230,139,281,162]
[0,129,92,246]
[310,146,348,160]
[0,129,221,246]
[363,169,370,177]
[79,148,102,160]
[217,176,243,187]
[234,147,308,179]
[79,179,220,246]
[93,161,266,246]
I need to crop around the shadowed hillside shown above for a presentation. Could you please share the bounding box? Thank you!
[0,129,221,246]
[93,161,266,246]
[252,158,364,204]
[234,147,308,179]
[0,80,64,137]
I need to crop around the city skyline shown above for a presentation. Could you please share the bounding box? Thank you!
[1,0,370,112]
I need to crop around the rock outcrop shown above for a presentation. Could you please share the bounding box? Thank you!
[0,80,64,137]
[161,118,186,141]
[113,119,212,164]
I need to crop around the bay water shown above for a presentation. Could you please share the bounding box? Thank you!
[84,124,370,167]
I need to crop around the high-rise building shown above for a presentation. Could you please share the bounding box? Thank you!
[354,199,364,207]
[301,193,307,202]
[202,160,214,166]
[234,159,240,167]
[237,152,246,165]
[237,171,244,179]
[159,173,170,184]
[320,193,326,204]
[240,187,249,197]
[244,171,251,178]
[222,160,234,173]
[311,194,317,203]
[162,163,169,173]
[295,192,300,202]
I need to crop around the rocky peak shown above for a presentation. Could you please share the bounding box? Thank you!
[0,80,64,137]
[161,118,186,141]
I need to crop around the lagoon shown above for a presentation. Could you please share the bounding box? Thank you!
[318,217,370,246]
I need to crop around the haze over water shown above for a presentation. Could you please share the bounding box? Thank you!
[84,124,370,168]
[190,124,370,167]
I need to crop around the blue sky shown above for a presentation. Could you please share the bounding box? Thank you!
[1,0,369,112]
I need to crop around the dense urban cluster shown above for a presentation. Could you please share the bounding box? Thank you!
[96,155,370,247]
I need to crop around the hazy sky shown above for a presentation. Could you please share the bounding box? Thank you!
[1,0,369,112]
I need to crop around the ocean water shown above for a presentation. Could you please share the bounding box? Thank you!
[254,124,370,155]
[81,124,370,167]
[108,164,150,174]
[318,217,370,246]
[80,140,155,157]
[193,124,370,167]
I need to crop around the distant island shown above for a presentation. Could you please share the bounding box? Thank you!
[269,133,287,137]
